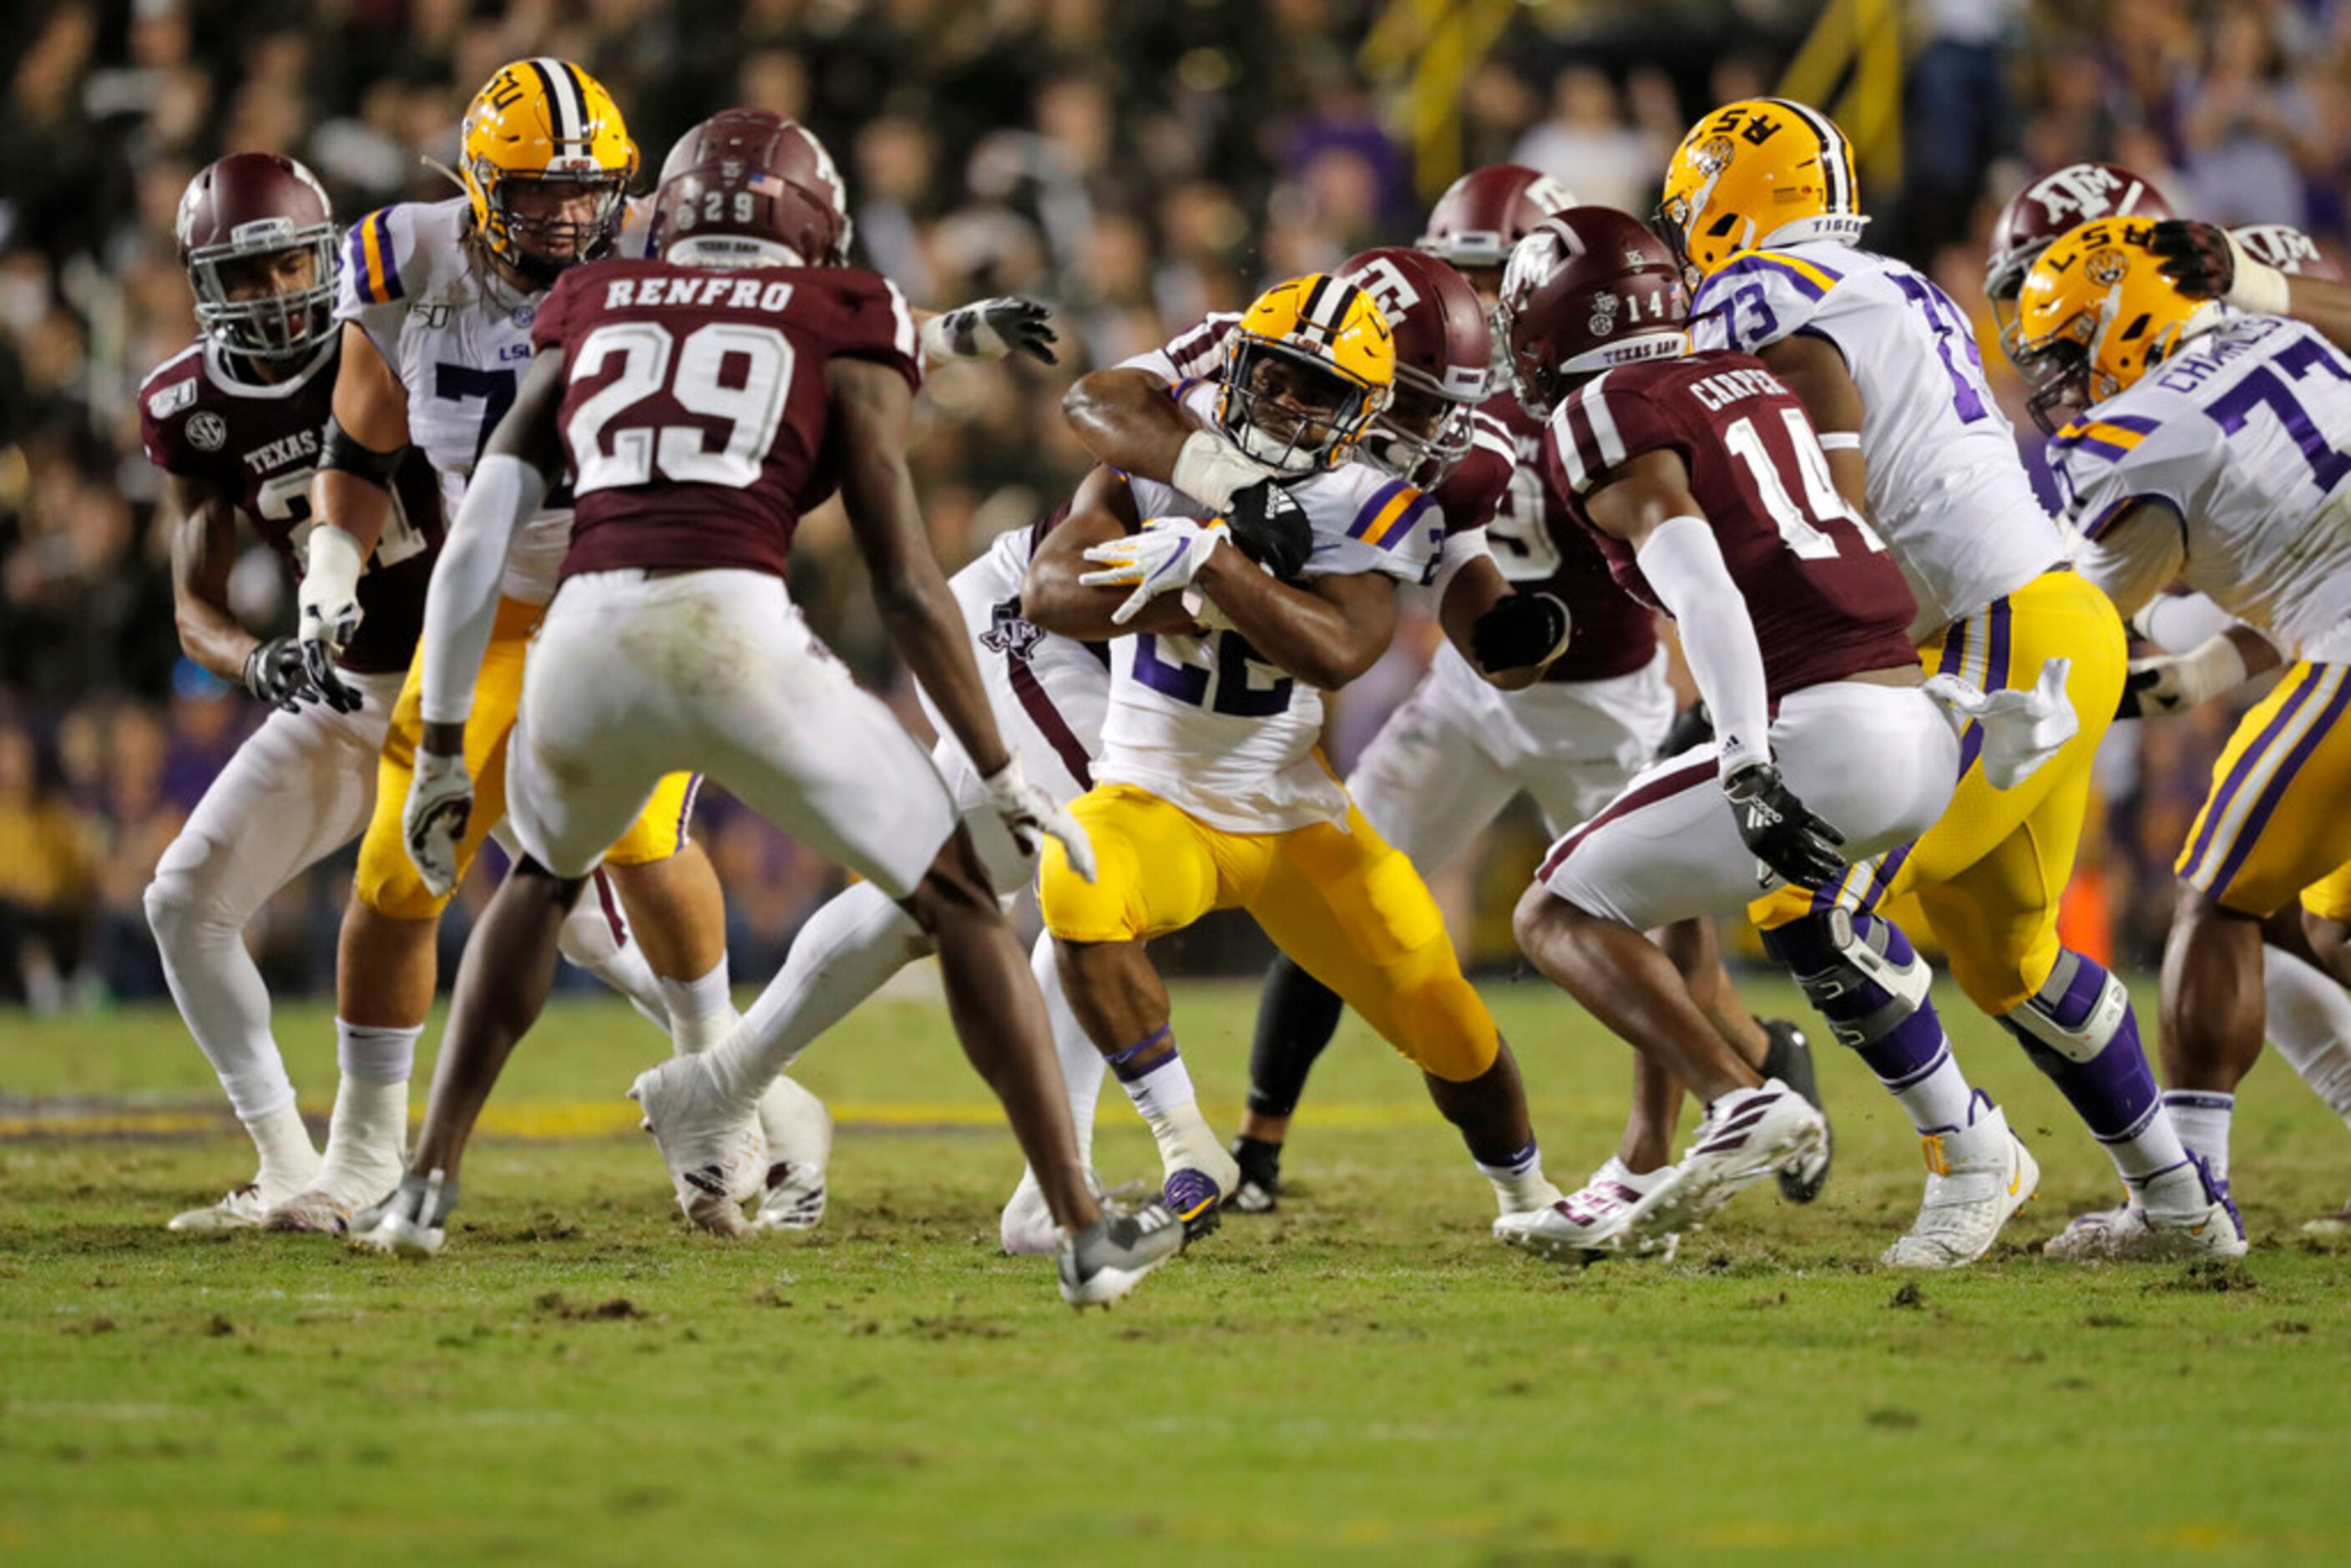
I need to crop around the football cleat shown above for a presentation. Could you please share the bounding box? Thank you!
[749,1075,832,1232]
[1494,1156,1678,1262]
[2302,1196,2351,1237]
[1759,1019,1833,1204]
[351,1169,456,1260]
[1615,1080,1827,1253]
[1880,1100,2038,1268]
[1161,1167,1226,1242]
[1227,1134,1282,1215]
[262,1188,356,1236]
[167,1182,274,1232]
[2046,1159,2247,1262]
[1058,1201,1186,1309]
[628,1055,770,1237]
[751,1162,827,1232]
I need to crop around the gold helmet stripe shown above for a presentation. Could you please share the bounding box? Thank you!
[1767,97,1850,211]
[525,55,585,144]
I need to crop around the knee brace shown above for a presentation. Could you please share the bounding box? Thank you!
[1998,948,2128,1066]
[1761,908,1933,1049]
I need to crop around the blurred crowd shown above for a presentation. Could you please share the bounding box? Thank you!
[0,0,2338,1008]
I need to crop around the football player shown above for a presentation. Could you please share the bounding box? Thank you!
[137,154,449,1230]
[2019,220,2351,1255]
[1494,209,1918,1258]
[1659,99,2233,1264]
[282,59,838,1237]
[1022,272,1566,1240]
[372,109,1181,1307]
[1067,169,1823,1218]
[1983,162,2174,371]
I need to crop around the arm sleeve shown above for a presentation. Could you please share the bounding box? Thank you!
[1636,513,1772,776]
[2075,500,2189,625]
[417,454,547,725]
[1116,314,1238,382]
[2134,589,2235,652]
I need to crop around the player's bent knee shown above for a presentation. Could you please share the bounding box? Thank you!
[354,838,455,923]
[1998,948,2128,1066]
[1380,966,1499,1083]
[1760,908,1930,1047]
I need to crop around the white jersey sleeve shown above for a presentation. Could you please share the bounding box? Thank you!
[335,201,439,368]
[1691,241,2065,638]
[1115,313,1240,386]
[2053,316,2351,663]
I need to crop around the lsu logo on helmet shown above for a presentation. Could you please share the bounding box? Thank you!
[1658,98,1865,278]
[460,58,639,286]
[1216,275,1395,473]
[2012,217,2218,432]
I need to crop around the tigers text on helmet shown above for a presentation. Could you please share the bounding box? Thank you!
[652,109,852,268]
[1497,206,1689,421]
[460,57,639,287]
[1215,274,1394,474]
[2013,217,2218,434]
[1658,99,1864,280]
[1337,247,1491,487]
[1984,163,2172,367]
[174,152,338,362]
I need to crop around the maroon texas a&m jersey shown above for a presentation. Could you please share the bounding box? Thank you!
[534,258,923,581]
[138,339,444,674]
[1481,391,1660,682]
[1544,352,1917,699]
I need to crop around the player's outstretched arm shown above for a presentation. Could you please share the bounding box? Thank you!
[298,322,415,705]
[1062,369,1281,514]
[1757,333,1870,513]
[1585,448,1845,888]
[2151,220,2351,348]
[1023,466,1214,640]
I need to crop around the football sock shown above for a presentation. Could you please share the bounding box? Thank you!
[1246,956,1346,1120]
[754,1073,832,1171]
[1231,1133,1283,1193]
[555,874,669,1033]
[725,880,931,1091]
[1034,931,1102,1169]
[661,958,736,1053]
[321,1019,417,1205]
[2263,943,2351,1123]
[2002,951,2184,1184]
[244,1100,320,1202]
[2162,1090,2234,1181]
[1108,1027,1222,1176]
[1473,1136,1559,1215]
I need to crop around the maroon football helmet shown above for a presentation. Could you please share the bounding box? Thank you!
[1337,247,1492,487]
[174,152,338,361]
[1498,206,1689,421]
[1418,165,1579,271]
[2232,223,2343,281]
[1985,163,2172,365]
[652,109,852,266]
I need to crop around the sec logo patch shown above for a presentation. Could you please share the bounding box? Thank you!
[186,411,229,452]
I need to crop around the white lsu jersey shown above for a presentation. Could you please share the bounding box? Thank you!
[1098,382,1443,834]
[336,196,649,606]
[2049,315,2351,665]
[1689,240,2065,638]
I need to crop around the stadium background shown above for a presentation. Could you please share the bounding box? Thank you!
[0,0,2328,1010]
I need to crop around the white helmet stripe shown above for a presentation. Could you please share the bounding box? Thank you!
[1770,99,1850,213]
[529,57,584,144]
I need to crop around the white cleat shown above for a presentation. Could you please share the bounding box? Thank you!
[262,1188,355,1235]
[167,1182,276,1232]
[1624,1079,1827,1252]
[749,1075,832,1232]
[2303,1197,2351,1238]
[351,1169,453,1259]
[1880,1100,2037,1269]
[999,1167,1120,1257]
[2047,1163,2247,1261]
[629,1055,768,1237]
[1494,1157,1677,1262]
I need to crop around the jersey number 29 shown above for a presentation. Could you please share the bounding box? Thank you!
[567,317,795,494]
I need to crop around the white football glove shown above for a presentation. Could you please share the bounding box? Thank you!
[297,524,368,713]
[980,756,1095,883]
[1079,517,1230,626]
[403,748,473,898]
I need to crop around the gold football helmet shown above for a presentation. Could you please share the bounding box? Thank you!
[1216,275,1395,473]
[1658,97,1864,279]
[460,58,638,285]
[2013,218,2217,432]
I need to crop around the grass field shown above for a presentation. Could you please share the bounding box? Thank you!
[6,972,2351,1564]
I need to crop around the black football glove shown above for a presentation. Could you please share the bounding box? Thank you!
[297,637,365,715]
[1469,592,1570,673]
[1725,763,1848,890]
[2147,220,2234,301]
[1222,478,1314,580]
[242,636,318,712]
[930,296,1059,364]
[1659,699,1713,758]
